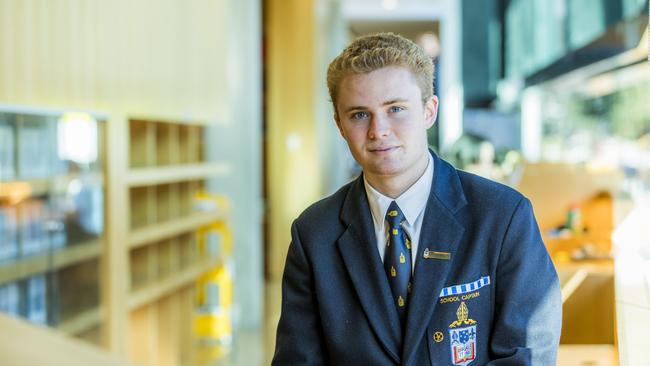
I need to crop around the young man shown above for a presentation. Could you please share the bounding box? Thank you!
[272,33,561,365]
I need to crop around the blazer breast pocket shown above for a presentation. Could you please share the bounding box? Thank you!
[427,276,491,365]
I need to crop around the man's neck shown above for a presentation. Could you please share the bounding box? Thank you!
[365,151,430,199]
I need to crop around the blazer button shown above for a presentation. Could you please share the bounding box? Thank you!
[433,331,444,343]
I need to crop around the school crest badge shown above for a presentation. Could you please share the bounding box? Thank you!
[448,301,477,365]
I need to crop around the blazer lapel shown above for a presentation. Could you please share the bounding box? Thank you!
[401,152,467,365]
[337,176,402,363]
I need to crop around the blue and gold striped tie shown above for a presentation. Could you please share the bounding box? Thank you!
[384,201,412,327]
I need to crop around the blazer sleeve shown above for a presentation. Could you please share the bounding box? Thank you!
[487,197,562,366]
[272,220,327,366]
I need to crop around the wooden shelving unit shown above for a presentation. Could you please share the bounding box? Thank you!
[126,163,230,187]
[129,210,226,249]
[104,117,231,366]
[128,257,218,311]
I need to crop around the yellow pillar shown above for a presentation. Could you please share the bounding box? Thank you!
[266,0,322,280]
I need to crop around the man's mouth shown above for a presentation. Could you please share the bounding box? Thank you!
[368,146,398,153]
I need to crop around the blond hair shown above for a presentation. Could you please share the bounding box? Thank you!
[327,32,434,110]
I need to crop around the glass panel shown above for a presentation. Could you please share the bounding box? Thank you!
[0,108,104,339]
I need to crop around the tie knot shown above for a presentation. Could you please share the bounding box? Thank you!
[385,201,405,228]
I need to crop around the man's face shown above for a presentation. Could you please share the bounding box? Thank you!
[335,66,438,187]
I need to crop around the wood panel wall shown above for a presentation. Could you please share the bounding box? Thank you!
[0,0,228,122]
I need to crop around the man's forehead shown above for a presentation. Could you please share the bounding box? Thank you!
[336,67,421,107]
[341,65,414,82]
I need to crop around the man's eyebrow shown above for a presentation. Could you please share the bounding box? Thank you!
[383,98,408,105]
[343,106,367,113]
[343,99,408,113]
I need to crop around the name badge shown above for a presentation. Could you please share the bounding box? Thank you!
[423,248,451,260]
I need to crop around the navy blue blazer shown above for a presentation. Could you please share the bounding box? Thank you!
[272,151,561,365]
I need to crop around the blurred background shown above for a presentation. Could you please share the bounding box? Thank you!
[0,0,648,365]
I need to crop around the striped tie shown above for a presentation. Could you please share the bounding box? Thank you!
[384,201,412,327]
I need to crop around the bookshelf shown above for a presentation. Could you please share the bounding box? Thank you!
[111,117,231,366]
[129,210,225,249]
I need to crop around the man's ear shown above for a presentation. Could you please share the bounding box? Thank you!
[423,95,439,129]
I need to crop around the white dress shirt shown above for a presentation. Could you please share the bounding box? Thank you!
[363,153,434,271]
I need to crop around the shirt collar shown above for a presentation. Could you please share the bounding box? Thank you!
[364,152,434,229]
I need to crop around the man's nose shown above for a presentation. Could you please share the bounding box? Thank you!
[368,114,390,139]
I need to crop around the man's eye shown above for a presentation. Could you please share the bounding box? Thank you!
[351,111,369,120]
[389,106,404,113]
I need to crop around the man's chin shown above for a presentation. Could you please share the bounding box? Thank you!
[363,164,403,178]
